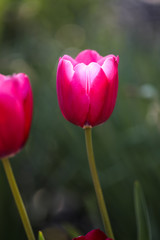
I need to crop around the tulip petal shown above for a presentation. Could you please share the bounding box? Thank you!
[0,93,24,158]
[67,63,90,126]
[0,74,33,146]
[57,59,89,127]
[101,56,119,121]
[86,62,109,126]
[102,56,119,82]
[73,229,108,240]
[85,229,107,240]
[57,59,74,120]
[75,50,101,65]
[62,55,77,66]
[16,73,33,145]
[97,54,117,66]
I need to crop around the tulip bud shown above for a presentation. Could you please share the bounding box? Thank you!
[57,49,119,127]
[72,229,112,240]
[0,73,33,158]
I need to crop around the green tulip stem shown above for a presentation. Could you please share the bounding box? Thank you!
[84,127,114,239]
[1,157,35,240]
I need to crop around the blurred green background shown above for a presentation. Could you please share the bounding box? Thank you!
[0,0,160,239]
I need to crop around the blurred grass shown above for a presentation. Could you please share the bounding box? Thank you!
[0,0,160,239]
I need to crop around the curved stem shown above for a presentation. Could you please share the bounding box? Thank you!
[84,127,114,239]
[1,157,35,240]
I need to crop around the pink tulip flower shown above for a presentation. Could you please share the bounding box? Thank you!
[57,49,119,127]
[72,229,112,240]
[0,73,33,158]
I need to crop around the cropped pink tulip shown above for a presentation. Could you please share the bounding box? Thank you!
[73,229,112,240]
[57,49,119,127]
[0,73,33,158]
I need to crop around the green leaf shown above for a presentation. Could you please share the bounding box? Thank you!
[38,231,45,240]
[134,181,151,240]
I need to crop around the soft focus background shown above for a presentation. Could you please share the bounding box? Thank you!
[0,0,160,239]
